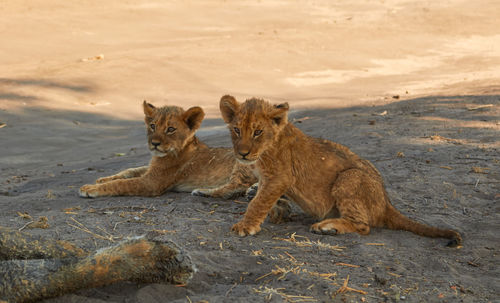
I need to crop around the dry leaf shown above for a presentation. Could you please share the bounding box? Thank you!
[471,167,489,174]
[62,206,81,212]
[28,216,50,229]
[17,212,33,220]
[46,190,56,199]
[429,135,461,144]
[440,166,453,170]
[396,151,405,158]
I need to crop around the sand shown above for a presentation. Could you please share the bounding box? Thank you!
[0,0,499,302]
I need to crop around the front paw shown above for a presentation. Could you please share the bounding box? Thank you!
[191,189,211,197]
[231,220,261,236]
[96,176,118,184]
[79,184,101,198]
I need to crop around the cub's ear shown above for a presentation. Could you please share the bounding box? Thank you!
[269,102,289,126]
[183,106,205,130]
[143,100,156,117]
[219,95,239,124]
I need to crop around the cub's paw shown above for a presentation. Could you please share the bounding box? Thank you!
[245,183,259,201]
[231,221,261,237]
[96,176,119,184]
[310,223,338,236]
[79,184,101,198]
[191,189,211,197]
[269,199,292,224]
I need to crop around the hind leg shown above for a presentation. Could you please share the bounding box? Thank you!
[310,169,375,236]
[96,166,149,184]
[310,212,370,236]
[268,198,292,224]
[192,164,257,199]
[310,197,370,235]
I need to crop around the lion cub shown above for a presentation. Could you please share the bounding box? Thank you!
[79,101,256,198]
[210,95,461,247]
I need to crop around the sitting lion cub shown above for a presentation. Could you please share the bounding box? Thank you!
[210,95,462,247]
[79,101,256,198]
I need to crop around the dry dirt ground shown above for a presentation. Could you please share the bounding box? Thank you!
[1,0,499,302]
[1,95,499,302]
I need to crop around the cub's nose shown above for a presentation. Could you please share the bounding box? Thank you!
[151,141,161,147]
[238,150,250,158]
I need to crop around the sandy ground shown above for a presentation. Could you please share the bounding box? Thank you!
[1,0,499,302]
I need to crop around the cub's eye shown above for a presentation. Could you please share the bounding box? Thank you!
[253,130,262,137]
[166,126,176,133]
[150,123,156,130]
[233,127,241,136]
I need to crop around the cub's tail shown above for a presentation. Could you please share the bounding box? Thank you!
[384,205,462,247]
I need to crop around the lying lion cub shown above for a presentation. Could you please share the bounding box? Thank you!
[207,95,462,247]
[79,101,256,198]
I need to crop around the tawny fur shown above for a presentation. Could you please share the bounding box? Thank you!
[79,101,256,198]
[0,227,193,302]
[213,95,462,247]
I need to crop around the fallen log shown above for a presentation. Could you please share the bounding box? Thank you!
[0,228,194,303]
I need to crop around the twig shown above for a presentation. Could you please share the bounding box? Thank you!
[225,283,238,296]
[467,104,493,111]
[96,226,114,238]
[336,275,367,295]
[457,157,492,161]
[253,286,317,302]
[285,251,297,262]
[68,217,114,242]
[18,221,34,231]
[335,262,360,268]
[255,271,274,282]
[196,209,215,215]
[67,223,112,241]
[113,220,127,231]
[274,232,345,251]
[186,217,222,222]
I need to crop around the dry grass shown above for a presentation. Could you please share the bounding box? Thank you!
[274,232,345,251]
